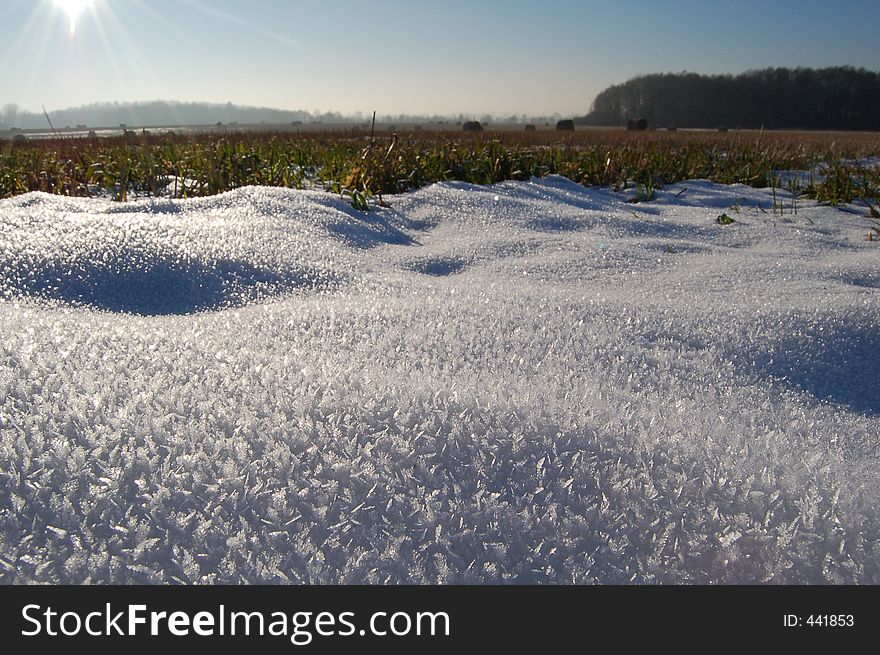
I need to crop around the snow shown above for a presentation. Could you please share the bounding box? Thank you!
[1,176,878,583]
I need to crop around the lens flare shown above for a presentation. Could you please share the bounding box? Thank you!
[54,0,94,36]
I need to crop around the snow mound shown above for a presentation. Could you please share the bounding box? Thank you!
[1,177,878,584]
[0,187,416,314]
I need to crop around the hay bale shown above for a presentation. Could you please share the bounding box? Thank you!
[626,118,648,131]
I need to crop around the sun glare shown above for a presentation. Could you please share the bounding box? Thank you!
[54,0,94,36]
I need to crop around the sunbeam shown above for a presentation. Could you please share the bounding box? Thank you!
[54,0,95,37]
[87,1,170,119]
[176,0,300,48]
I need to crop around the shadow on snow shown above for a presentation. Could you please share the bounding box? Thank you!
[1,255,340,316]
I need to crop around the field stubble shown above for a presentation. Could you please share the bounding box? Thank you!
[1,127,879,207]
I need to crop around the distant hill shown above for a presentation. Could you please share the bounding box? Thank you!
[0,101,329,130]
[577,67,880,130]
[0,101,564,131]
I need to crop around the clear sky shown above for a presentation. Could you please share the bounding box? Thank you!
[2,0,879,117]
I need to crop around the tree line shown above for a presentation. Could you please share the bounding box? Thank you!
[0,101,323,131]
[0,100,565,131]
[578,67,880,130]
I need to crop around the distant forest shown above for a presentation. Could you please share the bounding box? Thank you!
[0,100,561,131]
[0,101,328,130]
[578,67,880,130]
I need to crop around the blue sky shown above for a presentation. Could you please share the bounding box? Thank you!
[2,0,879,116]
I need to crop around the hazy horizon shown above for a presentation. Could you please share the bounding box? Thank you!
[2,0,880,118]
[0,97,568,124]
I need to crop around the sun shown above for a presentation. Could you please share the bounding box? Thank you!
[54,0,95,36]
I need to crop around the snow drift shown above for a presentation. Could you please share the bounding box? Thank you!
[0,177,878,583]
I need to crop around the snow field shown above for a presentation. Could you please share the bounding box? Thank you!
[1,176,878,583]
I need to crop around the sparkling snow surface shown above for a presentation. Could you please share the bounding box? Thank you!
[1,176,878,583]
